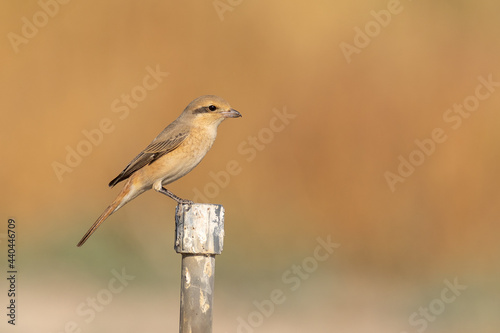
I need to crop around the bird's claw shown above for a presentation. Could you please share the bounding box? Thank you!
[178,199,194,206]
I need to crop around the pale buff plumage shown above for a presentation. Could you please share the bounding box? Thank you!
[77,95,241,247]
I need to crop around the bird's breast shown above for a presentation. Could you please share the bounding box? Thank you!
[141,126,218,186]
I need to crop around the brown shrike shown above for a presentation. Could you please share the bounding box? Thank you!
[77,95,241,247]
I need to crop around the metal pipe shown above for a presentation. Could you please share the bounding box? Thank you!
[175,203,225,333]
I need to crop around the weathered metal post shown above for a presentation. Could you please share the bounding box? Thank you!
[175,203,224,333]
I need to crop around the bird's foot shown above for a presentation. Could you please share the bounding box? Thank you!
[177,198,194,205]
[158,187,193,205]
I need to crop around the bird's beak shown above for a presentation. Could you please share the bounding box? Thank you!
[221,108,242,118]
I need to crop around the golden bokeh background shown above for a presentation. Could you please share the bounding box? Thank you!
[1,1,499,332]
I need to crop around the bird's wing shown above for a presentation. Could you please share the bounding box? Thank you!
[108,130,189,187]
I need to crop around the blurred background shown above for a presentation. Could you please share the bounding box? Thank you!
[1,1,499,332]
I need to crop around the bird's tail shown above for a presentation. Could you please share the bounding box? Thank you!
[77,184,138,247]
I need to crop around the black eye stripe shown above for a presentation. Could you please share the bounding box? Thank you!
[193,107,208,114]
[193,105,218,114]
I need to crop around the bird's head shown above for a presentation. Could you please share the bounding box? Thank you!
[181,95,242,127]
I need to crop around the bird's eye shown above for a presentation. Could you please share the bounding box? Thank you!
[208,105,217,111]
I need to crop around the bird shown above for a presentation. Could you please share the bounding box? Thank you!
[77,95,241,247]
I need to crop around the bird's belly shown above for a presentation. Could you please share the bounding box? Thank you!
[156,140,214,186]
[133,127,216,188]
[159,153,205,185]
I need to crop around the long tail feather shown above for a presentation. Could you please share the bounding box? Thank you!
[77,202,119,247]
[77,186,136,247]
